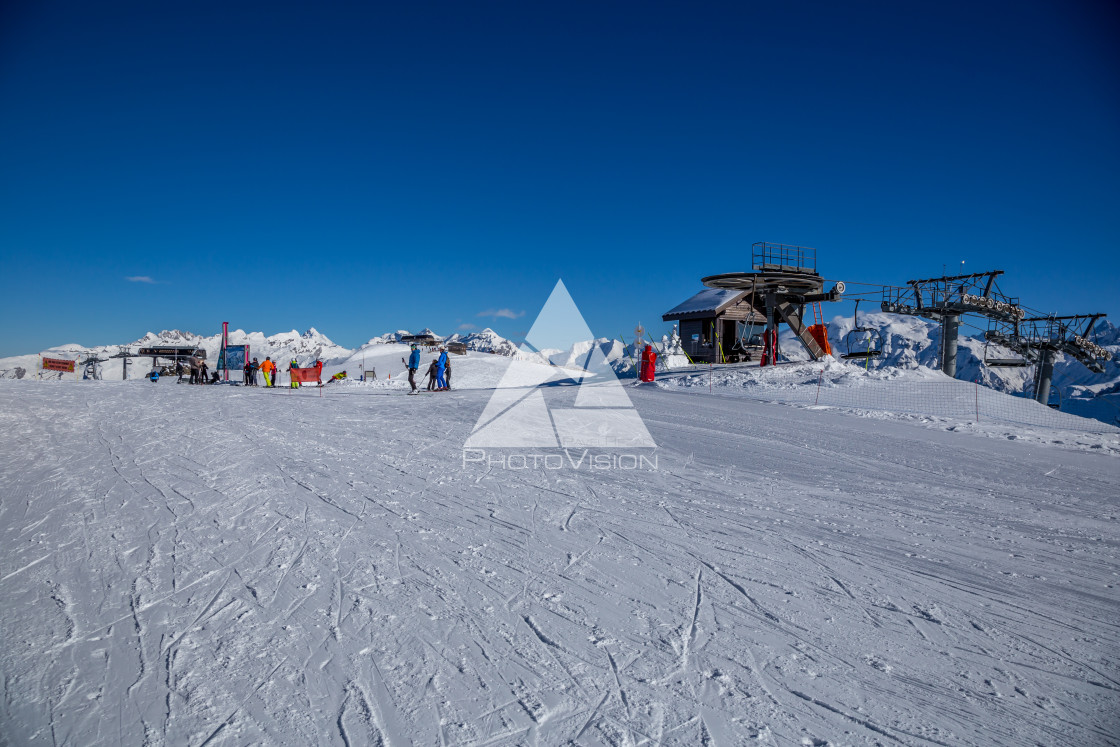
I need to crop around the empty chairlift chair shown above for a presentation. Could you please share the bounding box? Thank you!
[841,300,884,361]
[733,318,765,361]
[982,340,1029,368]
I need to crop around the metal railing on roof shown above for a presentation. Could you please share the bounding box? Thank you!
[751,242,817,274]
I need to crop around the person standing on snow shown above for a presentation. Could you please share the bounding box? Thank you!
[436,348,448,390]
[444,355,452,390]
[426,358,438,391]
[249,357,260,386]
[288,359,300,389]
[261,357,275,387]
[406,344,421,394]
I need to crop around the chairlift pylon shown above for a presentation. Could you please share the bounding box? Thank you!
[840,300,883,361]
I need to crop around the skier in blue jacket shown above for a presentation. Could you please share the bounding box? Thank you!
[436,348,448,390]
[406,345,421,394]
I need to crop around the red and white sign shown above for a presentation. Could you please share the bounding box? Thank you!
[290,367,322,384]
[41,357,76,373]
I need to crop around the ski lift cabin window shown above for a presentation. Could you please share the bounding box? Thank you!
[662,289,766,363]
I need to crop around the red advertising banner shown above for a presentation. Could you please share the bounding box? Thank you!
[291,367,322,384]
[42,357,76,373]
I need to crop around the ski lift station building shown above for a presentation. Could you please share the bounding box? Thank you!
[663,242,846,364]
[662,288,765,363]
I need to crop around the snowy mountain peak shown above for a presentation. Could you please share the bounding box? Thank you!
[1089,319,1119,347]
[363,330,409,346]
[134,330,204,346]
[456,328,521,356]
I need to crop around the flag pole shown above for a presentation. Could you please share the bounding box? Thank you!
[222,321,230,382]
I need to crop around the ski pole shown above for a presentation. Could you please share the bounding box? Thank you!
[619,335,637,369]
[646,332,665,370]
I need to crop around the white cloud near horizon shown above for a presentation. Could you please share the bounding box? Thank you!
[458,323,477,330]
[477,308,524,320]
[126,276,157,284]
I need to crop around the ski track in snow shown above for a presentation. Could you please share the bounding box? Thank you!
[0,373,1118,746]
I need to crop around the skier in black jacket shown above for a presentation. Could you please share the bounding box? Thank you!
[426,359,439,391]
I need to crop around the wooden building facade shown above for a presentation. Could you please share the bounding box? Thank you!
[662,289,767,363]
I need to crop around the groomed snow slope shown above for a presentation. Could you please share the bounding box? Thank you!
[1,361,1117,745]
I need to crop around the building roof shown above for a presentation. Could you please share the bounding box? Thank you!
[662,289,748,321]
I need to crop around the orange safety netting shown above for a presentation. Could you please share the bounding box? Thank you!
[290,367,322,384]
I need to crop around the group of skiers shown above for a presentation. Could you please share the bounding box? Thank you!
[405,345,451,394]
[148,355,216,384]
[150,355,340,387]
[241,357,325,387]
[152,341,655,390]
[242,357,272,386]
[172,355,214,385]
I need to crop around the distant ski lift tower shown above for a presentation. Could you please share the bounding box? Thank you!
[880,270,1025,378]
[79,353,106,380]
[985,313,1111,406]
[109,346,136,380]
[701,242,845,361]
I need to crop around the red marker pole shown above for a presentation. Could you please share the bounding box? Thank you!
[222,321,229,382]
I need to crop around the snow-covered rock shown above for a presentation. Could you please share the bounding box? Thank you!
[659,328,690,369]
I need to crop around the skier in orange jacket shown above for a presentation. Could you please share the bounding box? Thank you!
[261,357,276,387]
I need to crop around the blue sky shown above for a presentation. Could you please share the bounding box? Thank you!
[1,0,1117,356]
